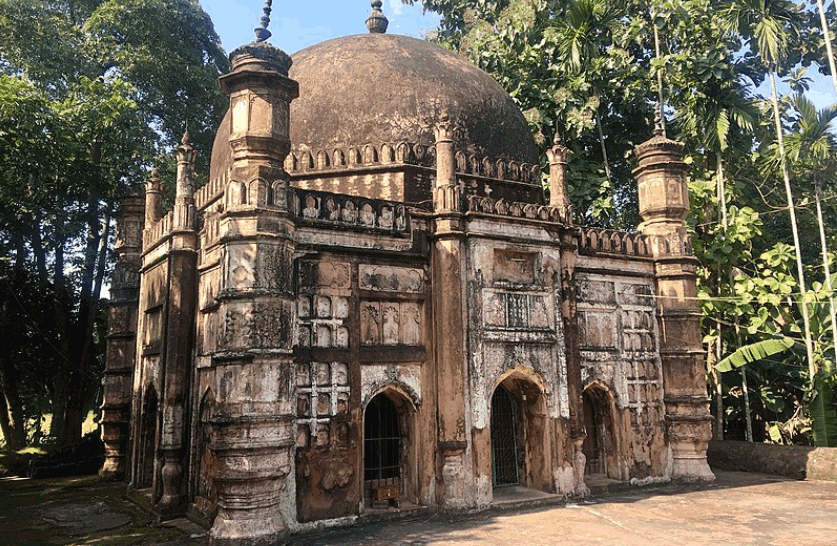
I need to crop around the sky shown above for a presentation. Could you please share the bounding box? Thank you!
[200,0,440,54]
[199,0,835,109]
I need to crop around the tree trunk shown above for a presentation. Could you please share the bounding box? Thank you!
[713,154,729,440]
[0,282,27,449]
[815,179,837,369]
[652,11,667,137]
[54,164,109,448]
[718,156,728,231]
[816,0,837,97]
[0,386,16,450]
[710,326,724,439]
[0,354,27,450]
[741,366,753,442]
[594,110,613,187]
[769,71,817,381]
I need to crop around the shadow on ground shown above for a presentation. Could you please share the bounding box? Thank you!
[1,469,833,546]
[0,475,205,546]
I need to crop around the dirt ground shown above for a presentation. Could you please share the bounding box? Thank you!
[0,475,205,546]
[2,470,837,545]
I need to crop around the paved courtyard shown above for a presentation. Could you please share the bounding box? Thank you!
[298,470,837,546]
[1,470,836,545]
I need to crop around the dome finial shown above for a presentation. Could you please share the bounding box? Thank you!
[366,0,389,34]
[254,0,273,42]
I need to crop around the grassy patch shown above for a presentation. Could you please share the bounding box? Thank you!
[1,411,101,449]
[0,446,47,477]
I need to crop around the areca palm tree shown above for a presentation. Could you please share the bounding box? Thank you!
[785,95,837,349]
[814,0,837,96]
[770,92,837,445]
[718,0,817,385]
[679,79,758,438]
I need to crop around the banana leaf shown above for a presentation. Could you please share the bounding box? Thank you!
[715,337,795,373]
[811,374,837,448]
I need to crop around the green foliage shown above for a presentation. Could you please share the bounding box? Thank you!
[0,0,227,447]
[716,337,795,372]
[811,373,837,447]
[407,0,837,444]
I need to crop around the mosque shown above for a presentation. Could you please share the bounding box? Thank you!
[100,2,714,544]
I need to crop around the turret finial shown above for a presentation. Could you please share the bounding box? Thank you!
[254,0,273,42]
[366,0,389,34]
[653,110,665,137]
[553,125,564,147]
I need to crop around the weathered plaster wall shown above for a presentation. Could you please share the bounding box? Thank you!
[288,217,435,523]
[464,216,572,501]
[574,255,669,481]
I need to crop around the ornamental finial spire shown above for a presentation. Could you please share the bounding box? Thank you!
[653,109,665,138]
[254,0,273,42]
[366,0,389,34]
[553,124,564,146]
[181,122,190,146]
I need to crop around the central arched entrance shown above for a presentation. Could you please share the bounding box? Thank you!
[488,374,551,493]
[491,384,520,486]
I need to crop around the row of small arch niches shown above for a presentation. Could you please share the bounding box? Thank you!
[285,142,433,173]
[578,228,652,257]
[285,142,540,185]
[293,191,409,231]
[466,194,573,225]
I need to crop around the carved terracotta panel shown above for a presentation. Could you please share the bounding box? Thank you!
[333,363,349,386]
[529,296,550,329]
[360,301,381,346]
[400,303,421,345]
[359,265,424,293]
[382,304,400,345]
[493,249,537,285]
[578,279,617,305]
[299,261,351,289]
[333,296,350,318]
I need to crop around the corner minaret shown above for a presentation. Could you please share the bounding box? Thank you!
[100,190,144,481]
[209,2,300,543]
[219,5,298,208]
[634,122,714,482]
[431,112,472,508]
[144,168,163,230]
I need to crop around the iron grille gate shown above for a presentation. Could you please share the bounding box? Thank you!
[491,385,520,486]
[364,395,402,482]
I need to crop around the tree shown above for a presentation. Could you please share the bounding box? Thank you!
[0,0,228,448]
[408,0,837,444]
[719,0,816,383]
[779,93,837,445]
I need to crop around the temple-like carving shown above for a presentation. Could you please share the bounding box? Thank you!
[101,4,713,544]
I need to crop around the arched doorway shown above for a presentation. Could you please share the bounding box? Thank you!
[489,375,550,492]
[138,385,158,489]
[364,393,404,503]
[491,384,521,486]
[582,385,614,477]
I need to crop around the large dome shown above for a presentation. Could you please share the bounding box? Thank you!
[211,33,538,181]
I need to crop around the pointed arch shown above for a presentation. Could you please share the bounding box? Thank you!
[362,383,419,507]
